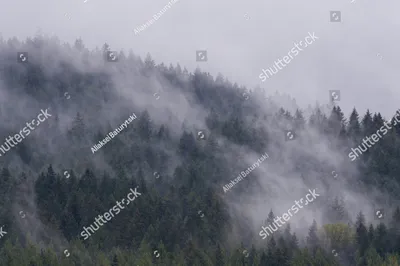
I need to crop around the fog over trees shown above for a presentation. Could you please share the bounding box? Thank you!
[0,35,399,265]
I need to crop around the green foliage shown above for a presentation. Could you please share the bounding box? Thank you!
[2,35,400,265]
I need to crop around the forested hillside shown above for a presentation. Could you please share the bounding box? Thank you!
[0,35,400,265]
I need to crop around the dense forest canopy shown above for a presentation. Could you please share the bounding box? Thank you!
[0,35,399,265]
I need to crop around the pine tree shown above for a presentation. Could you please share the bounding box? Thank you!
[348,107,361,141]
[68,112,85,142]
[111,254,119,266]
[291,233,299,250]
[327,106,346,137]
[74,38,85,51]
[355,211,366,229]
[361,109,374,136]
[266,209,275,226]
[260,251,268,266]
[284,223,292,242]
[144,53,155,71]
[389,207,400,252]
[368,224,374,242]
[372,112,385,131]
[268,236,277,253]
[310,107,328,133]
[290,248,313,266]
[307,220,319,254]
[364,246,384,266]
[314,248,330,266]
[215,244,225,266]
[328,196,347,223]
[294,109,305,131]
[355,212,369,256]
[374,223,389,257]
[276,237,290,266]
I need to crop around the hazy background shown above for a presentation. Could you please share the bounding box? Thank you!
[1,0,399,119]
[0,0,398,251]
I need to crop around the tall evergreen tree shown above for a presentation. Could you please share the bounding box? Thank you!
[307,220,319,254]
[355,211,369,256]
[215,244,225,266]
[361,109,374,136]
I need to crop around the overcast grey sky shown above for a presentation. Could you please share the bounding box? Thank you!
[1,0,399,118]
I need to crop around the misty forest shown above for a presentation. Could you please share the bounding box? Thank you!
[1,35,400,266]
